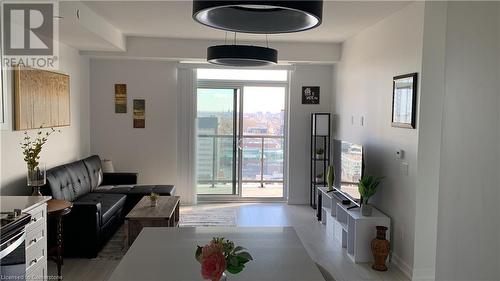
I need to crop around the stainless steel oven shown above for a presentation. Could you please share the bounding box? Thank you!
[0,211,31,280]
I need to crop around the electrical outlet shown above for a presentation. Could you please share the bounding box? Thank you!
[400,162,409,176]
[360,116,364,126]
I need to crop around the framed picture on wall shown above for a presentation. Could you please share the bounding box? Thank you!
[0,38,4,124]
[133,99,145,128]
[391,73,418,129]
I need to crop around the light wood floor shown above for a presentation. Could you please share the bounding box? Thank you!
[51,203,408,281]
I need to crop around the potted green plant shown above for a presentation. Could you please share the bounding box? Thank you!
[326,165,334,191]
[315,148,324,159]
[149,192,159,207]
[358,175,383,216]
[20,127,59,195]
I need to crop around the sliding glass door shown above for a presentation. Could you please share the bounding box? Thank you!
[240,86,285,198]
[196,69,288,200]
[196,88,239,195]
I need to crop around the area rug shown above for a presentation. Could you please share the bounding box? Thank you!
[179,209,237,227]
[95,225,126,260]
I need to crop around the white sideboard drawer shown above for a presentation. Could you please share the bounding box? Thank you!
[26,236,46,272]
[26,222,45,250]
[25,204,46,230]
[26,256,47,281]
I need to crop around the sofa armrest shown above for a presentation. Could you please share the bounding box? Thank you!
[102,172,138,185]
[72,201,102,213]
[64,201,102,258]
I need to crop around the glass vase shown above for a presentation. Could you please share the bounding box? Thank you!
[150,199,158,207]
[27,164,46,196]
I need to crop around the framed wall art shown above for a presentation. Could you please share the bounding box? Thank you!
[302,86,320,104]
[391,73,418,129]
[14,66,70,130]
[115,84,127,113]
[133,99,145,128]
[0,40,4,124]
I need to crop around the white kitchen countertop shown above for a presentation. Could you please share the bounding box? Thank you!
[0,196,52,212]
[109,227,325,281]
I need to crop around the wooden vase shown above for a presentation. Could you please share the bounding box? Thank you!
[371,226,389,271]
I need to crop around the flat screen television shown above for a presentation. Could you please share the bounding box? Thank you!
[332,140,364,205]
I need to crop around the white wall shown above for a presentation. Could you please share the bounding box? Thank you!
[332,2,424,277]
[288,65,333,204]
[0,43,90,195]
[89,61,331,205]
[434,2,500,280]
[89,59,178,189]
[412,2,447,279]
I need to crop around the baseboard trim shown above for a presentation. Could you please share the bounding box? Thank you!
[411,268,435,281]
[391,253,413,280]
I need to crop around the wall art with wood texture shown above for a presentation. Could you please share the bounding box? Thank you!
[115,84,127,113]
[14,66,70,130]
[133,99,145,128]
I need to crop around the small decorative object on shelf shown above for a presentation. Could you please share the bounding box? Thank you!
[315,173,323,183]
[315,148,324,159]
[358,175,383,216]
[371,226,390,271]
[20,127,60,195]
[149,192,159,207]
[326,165,334,191]
[196,237,253,281]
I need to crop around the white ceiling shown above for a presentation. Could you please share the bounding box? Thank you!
[81,1,410,43]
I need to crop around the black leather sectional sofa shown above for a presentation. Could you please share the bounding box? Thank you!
[42,155,175,258]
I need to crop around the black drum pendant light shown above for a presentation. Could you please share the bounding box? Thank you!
[193,0,323,34]
[207,45,278,67]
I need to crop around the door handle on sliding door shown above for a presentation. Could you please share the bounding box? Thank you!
[237,138,243,150]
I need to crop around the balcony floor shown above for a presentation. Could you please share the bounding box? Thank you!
[197,183,283,198]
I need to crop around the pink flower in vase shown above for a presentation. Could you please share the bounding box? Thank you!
[201,251,226,281]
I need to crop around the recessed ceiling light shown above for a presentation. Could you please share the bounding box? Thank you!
[192,0,323,34]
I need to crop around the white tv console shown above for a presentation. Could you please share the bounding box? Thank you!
[316,186,390,263]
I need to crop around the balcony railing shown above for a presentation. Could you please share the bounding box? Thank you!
[197,134,284,189]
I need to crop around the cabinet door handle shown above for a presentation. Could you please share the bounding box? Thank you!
[30,258,38,266]
[30,238,37,245]
[31,217,38,223]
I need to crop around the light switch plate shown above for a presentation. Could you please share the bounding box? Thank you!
[400,162,409,176]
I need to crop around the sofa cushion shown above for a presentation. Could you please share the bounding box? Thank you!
[82,155,103,190]
[65,161,92,198]
[46,165,78,201]
[75,193,126,226]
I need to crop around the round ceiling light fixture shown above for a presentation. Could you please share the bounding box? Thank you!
[193,1,323,34]
[207,45,278,67]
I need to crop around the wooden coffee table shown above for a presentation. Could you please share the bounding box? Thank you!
[124,196,180,247]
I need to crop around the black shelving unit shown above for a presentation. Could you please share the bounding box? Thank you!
[310,113,331,209]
